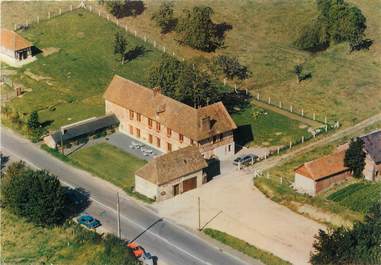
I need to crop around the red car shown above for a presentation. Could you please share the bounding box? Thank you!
[127,242,144,258]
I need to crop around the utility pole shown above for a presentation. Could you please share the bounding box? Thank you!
[117,192,121,238]
[198,197,201,231]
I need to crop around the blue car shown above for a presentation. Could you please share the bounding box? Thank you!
[77,214,101,229]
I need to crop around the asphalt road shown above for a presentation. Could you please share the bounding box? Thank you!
[0,126,253,265]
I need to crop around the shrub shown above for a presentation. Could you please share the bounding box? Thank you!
[1,162,65,226]
[212,55,251,80]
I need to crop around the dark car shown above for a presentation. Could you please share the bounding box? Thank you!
[77,214,101,229]
[233,154,258,166]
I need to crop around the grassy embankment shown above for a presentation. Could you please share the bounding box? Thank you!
[1,209,101,264]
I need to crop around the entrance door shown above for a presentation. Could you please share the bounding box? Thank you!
[173,184,180,196]
[183,177,197,193]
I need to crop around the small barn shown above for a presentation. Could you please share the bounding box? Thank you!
[361,129,381,181]
[0,28,33,61]
[294,150,351,196]
[43,114,119,149]
[135,146,208,201]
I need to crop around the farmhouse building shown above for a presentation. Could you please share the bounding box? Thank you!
[360,129,381,181]
[135,146,208,201]
[103,75,237,160]
[294,150,351,196]
[0,28,33,61]
[43,114,119,149]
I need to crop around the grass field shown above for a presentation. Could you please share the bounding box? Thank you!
[5,9,162,131]
[232,104,311,146]
[327,182,381,213]
[1,210,102,264]
[70,143,146,191]
[102,0,380,127]
[204,228,291,265]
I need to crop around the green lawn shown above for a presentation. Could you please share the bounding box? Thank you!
[70,143,146,191]
[327,182,381,213]
[7,9,162,130]
[232,104,311,147]
[1,210,102,264]
[204,228,291,265]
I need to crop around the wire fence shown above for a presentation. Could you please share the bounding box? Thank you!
[17,3,341,158]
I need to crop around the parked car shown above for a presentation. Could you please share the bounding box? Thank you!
[233,154,258,166]
[127,241,145,258]
[77,214,101,229]
[138,252,154,265]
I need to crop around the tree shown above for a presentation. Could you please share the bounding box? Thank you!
[176,6,223,52]
[310,202,381,265]
[295,0,367,52]
[148,54,222,107]
[114,32,128,64]
[344,137,366,178]
[1,162,65,226]
[107,0,125,18]
[27,111,39,130]
[151,1,176,34]
[212,55,251,80]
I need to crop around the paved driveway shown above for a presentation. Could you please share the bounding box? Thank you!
[153,168,324,265]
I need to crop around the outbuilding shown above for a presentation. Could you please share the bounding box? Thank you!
[360,129,381,181]
[43,114,119,149]
[135,146,208,201]
[0,28,33,62]
[294,150,351,196]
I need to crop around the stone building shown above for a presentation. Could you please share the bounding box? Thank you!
[135,146,208,201]
[103,75,237,160]
[294,150,351,196]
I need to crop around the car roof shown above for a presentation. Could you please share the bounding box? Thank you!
[128,242,139,248]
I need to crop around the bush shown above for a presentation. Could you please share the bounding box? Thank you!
[212,55,251,80]
[294,18,329,52]
[1,162,65,226]
[176,6,224,52]
[94,234,138,265]
[311,202,381,264]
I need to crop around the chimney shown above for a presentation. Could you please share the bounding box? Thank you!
[201,116,211,131]
[153,87,161,96]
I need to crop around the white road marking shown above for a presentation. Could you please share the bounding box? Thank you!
[1,147,222,265]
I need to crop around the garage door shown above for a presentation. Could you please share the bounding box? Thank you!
[183,177,197,193]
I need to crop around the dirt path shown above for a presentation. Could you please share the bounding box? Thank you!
[254,112,381,172]
[253,100,322,127]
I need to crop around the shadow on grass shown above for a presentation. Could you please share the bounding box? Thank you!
[124,45,149,62]
[221,90,252,114]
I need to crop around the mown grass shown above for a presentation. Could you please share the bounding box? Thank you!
[327,182,381,213]
[1,210,102,265]
[204,228,291,265]
[69,143,148,195]
[232,104,310,146]
[98,0,381,127]
[6,9,162,131]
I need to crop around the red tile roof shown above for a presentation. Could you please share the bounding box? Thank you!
[0,28,32,51]
[295,150,349,181]
[136,146,207,185]
[103,75,237,141]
